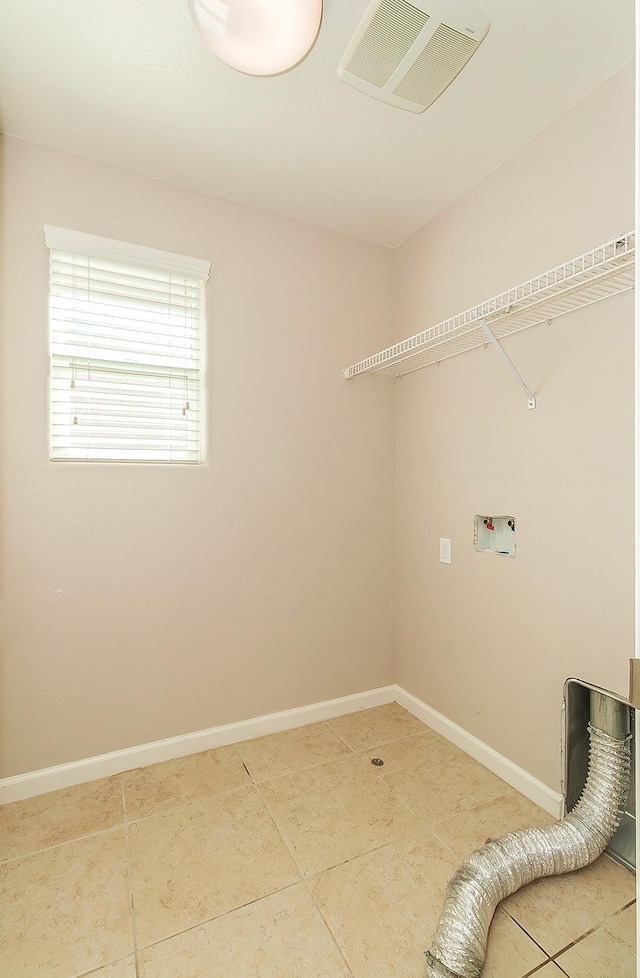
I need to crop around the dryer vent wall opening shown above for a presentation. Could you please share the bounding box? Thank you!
[337,0,490,113]
[424,689,632,978]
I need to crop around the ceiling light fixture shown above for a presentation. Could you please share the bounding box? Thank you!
[187,0,323,76]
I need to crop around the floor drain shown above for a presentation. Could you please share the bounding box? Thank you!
[371,757,384,767]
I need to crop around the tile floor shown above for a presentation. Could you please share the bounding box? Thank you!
[0,703,635,978]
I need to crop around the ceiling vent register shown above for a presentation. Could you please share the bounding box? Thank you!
[337,0,489,113]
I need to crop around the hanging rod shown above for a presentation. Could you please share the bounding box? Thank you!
[343,231,635,380]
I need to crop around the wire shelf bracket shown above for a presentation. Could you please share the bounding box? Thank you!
[342,232,635,393]
[479,319,536,409]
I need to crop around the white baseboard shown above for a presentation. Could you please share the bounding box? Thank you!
[0,685,396,804]
[0,682,563,818]
[394,686,564,819]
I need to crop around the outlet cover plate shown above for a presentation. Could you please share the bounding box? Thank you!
[439,538,451,564]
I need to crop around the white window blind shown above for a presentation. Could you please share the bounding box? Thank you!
[45,226,210,463]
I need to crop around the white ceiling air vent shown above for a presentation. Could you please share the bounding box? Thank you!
[337,0,489,113]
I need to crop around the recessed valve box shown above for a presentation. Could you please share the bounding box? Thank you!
[474,515,516,557]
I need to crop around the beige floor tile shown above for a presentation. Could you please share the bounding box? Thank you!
[309,835,455,977]
[503,855,635,956]
[128,785,299,948]
[0,828,133,978]
[379,731,442,764]
[432,790,555,860]
[259,755,421,876]
[86,957,137,977]
[381,732,511,824]
[555,903,636,978]
[123,745,250,820]
[236,722,352,781]
[138,883,351,978]
[327,703,427,750]
[0,776,124,862]
[529,967,565,976]
[309,834,545,978]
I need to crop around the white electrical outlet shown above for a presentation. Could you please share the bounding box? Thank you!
[439,538,451,564]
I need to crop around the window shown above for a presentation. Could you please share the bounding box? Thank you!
[45,226,210,463]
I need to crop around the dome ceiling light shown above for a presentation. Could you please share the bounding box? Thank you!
[188,0,323,76]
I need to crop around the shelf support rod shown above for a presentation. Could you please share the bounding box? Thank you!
[479,319,536,409]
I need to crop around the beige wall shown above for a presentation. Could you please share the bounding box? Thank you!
[1,63,634,790]
[395,63,635,791]
[0,136,396,777]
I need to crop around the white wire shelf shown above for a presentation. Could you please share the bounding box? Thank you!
[343,232,635,380]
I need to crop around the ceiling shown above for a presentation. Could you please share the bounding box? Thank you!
[0,0,634,246]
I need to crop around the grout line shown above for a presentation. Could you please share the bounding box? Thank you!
[248,778,358,974]
[378,762,513,833]
[323,720,358,753]
[501,904,555,956]
[252,749,373,784]
[123,782,252,827]
[376,776,425,824]
[252,777,397,884]
[503,894,637,967]
[303,841,397,881]
[549,959,573,978]
[0,821,127,867]
[121,774,141,978]
[414,826,464,868]
[134,880,302,956]
[121,781,307,963]
[428,788,533,829]
[381,784,442,828]
[521,962,559,977]
[72,954,139,978]
[548,898,637,963]
[253,780,306,878]
[250,748,356,785]
[324,715,429,755]
[232,717,360,772]
[505,912,552,960]
[303,877,356,977]
[121,771,129,822]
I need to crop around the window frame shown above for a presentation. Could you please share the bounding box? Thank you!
[45,226,210,465]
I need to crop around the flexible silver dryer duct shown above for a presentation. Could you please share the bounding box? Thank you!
[424,692,632,978]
